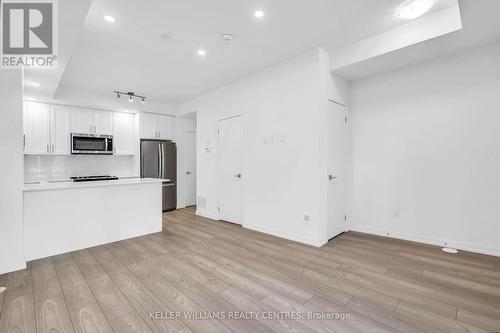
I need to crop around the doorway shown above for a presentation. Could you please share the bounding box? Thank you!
[327,101,348,239]
[184,130,197,207]
[217,115,243,224]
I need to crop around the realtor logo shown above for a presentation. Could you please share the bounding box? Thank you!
[1,0,58,68]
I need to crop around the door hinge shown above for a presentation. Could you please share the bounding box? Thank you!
[345,116,348,123]
[344,215,347,222]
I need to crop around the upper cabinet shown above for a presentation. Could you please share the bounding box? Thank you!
[93,110,113,135]
[157,115,173,140]
[139,113,157,139]
[23,101,146,156]
[71,107,112,135]
[112,112,135,155]
[24,102,50,155]
[50,105,71,155]
[139,113,173,140]
[24,102,70,155]
[70,107,93,134]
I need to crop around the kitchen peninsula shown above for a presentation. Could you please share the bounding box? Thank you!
[23,177,163,260]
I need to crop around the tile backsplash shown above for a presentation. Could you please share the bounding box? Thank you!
[24,155,138,182]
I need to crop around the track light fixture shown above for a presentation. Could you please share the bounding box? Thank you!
[114,91,146,104]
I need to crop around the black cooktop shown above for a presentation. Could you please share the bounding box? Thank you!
[70,175,119,182]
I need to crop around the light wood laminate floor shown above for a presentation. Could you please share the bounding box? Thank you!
[1,207,500,333]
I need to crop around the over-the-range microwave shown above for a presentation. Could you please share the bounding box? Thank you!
[71,133,113,155]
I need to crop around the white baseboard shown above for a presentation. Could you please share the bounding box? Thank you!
[244,223,327,248]
[195,210,219,221]
[350,226,500,258]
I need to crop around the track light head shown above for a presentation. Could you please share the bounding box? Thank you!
[141,97,145,104]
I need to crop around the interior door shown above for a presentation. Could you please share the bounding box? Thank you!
[184,131,197,207]
[217,115,243,224]
[327,101,348,239]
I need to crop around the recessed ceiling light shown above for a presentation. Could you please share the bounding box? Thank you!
[104,15,116,23]
[197,49,207,56]
[395,0,434,19]
[30,82,41,87]
[221,33,233,41]
[254,10,265,18]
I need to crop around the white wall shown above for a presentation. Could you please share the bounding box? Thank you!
[0,70,26,274]
[179,49,330,246]
[350,42,500,256]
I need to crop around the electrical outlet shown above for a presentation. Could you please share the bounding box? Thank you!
[393,208,400,218]
[304,215,310,222]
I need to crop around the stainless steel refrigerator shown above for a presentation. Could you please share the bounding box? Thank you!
[140,140,177,211]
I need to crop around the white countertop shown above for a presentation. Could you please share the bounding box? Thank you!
[23,177,166,192]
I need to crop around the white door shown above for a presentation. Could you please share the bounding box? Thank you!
[50,105,70,155]
[24,102,50,155]
[157,115,173,140]
[113,112,135,155]
[139,113,157,139]
[71,107,93,134]
[327,102,348,239]
[184,131,197,206]
[93,110,113,135]
[217,115,243,224]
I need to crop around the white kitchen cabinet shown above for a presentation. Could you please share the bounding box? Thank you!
[50,105,71,155]
[139,113,157,139]
[24,102,50,155]
[139,112,174,140]
[113,112,135,155]
[157,115,173,140]
[71,107,112,135]
[93,110,113,135]
[71,107,93,134]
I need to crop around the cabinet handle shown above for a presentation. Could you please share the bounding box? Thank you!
[46,144,49,153]
[23,134,26,150]
[52,144,55,154]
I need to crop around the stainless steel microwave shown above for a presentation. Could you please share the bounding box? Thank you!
[71,133,113,155]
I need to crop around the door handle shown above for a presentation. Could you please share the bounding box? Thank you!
[329,175,337,181]
[186,171,191,175]
[234,173,242,178]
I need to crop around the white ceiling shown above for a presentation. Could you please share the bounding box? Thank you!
[333,0,500,80]
[58,0,446,105]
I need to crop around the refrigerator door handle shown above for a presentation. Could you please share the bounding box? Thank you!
[158,144,162,179]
